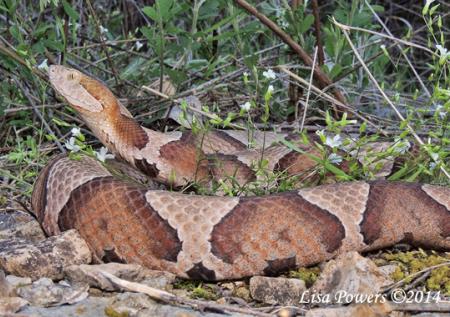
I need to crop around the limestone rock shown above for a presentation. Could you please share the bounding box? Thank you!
[312,251,392,304]
[107,292,250,317]
[0,297,29,315]
[0,211,45,243]
[0,269,12,297]
[16,277,88,307]
[20,296,110,317]
[305,302,393,317]
[249,276,306,305]
[6,275,32,290]
[64,263,176,291]
[0,229,91,280]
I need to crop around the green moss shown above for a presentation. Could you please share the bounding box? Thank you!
[233,286,251,302]
[191,285,218,300]
[0,195,7,207]
[173,280,198,291]
[104,306,129,317]
[382,250,450,295]
[289,266,321,287]
[173,280,218,300]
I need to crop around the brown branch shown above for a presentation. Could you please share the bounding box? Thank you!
[311,0,324,65]
[234,0,348,111]
[0,41,46,80]
[85,0,121,86]
[100,271,272,317]
[292,0,302,9]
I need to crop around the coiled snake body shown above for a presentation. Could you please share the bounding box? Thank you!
[31,66,450,281]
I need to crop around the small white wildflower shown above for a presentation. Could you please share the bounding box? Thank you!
[262,69,276,80]
[279,19,289,29]
[325,134,342,148]
[68,22,81,30]
[243,72,249,77]
[435,104,446,119]
[325,60,335,70]
[267,85,274,93]
[315,129,325,138]
[65,137,81,152]
[71,127,81,137]
[37,59,48,71]
[99,25,108,34]
[240,101,251,112]
[95,147,115,162]
[429,162,437,170]
[436,44,449,57]
[328,153,343,164]
[135,41,143,50]
[430,151,439,162]
[392,139,411,154]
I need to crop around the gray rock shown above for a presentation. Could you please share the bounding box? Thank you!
[249,276,306,305]
[16,277,88,307]
[0,211,45,243]
[107,292,252,317]
[0,269,12,297]
[64,263,176,291]
[21,296,110,317]
[305,302,393,317]
[312,251,393,304]
[0,297,29,315]
[0,229,91,280]
[6,275,32,290]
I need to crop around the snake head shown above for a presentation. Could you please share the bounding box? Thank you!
[48,65,120,115]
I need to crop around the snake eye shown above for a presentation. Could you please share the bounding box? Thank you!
[68,73,75,80]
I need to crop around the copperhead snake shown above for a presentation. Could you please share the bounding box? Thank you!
[30,65,450,281]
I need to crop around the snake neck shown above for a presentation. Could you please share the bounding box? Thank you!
[80,106,149,162]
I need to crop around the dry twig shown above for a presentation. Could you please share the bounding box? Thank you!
[333,18,450,181]
[234,0,349,111]
[100,271,272,317]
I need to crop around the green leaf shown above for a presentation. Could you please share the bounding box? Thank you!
[157,0,174,21]
[329,64,342,79]
[142,6,158,21]
[9,25,22,41]
[62,0,79,20]
[44,39,64,51]
[299,14,314,33]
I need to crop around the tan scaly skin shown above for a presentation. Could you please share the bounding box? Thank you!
[31,65,450,281]
[48,65,347,187]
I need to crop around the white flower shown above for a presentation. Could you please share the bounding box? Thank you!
[392,139,411,154]
[135,41,143,50]
[71,127,81,137]
[65,137,81,152]
[315,129,325,138]
[429,162,437,170]
[267,85,274,93]
[434,104,446,119]
[99,25,108,34]
[243,72,249,77]
[430,151,439,161]
[37,59,48,71]
[328,153,343,164]
[240,101,251,112]
[262,69,276,80]
[436,44,449,58]
[69,22,81,30]
[325,134,342,148]
[95,147,115,162]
